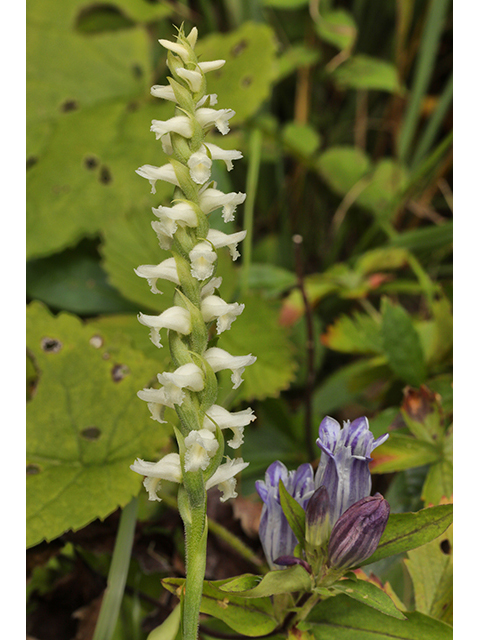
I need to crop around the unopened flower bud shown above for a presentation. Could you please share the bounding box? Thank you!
[305,485,331,548]
[327,494,390,569]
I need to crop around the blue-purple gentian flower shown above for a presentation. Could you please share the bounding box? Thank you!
[315,416,389,526]
[256,461,315,569]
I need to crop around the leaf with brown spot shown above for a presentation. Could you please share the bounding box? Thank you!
[27,301,170,548]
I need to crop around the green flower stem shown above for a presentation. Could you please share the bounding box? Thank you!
[92,497,138,640]
[160,491,264,570]
[178,486,208,640]
[240,128,263,297]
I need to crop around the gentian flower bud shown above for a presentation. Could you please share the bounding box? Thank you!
[305,485,331,549]
[327,493,390,569]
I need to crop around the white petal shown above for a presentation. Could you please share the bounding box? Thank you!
[158,363,205,394]
[189,241,217,281]
[136,163,179,194]
[196,93,218,108]
[199,188,246,222]
[203,405,256,449]
[206,457,250,502]
[195,107,236,135]
[150,84,176,102]
[201,276,223,299]
[158,38,190,62]
[198,60,226,73]
[151,220,173,250]
[152,202,198,228]
[201,295,244,334]
[130,453,182,501]
[187,150,212,185]
[184,429,219,472]
[138,307,192,347]
[176,68,203,93]
[204,347,256,389]
[135,258,180,294]
[150,116,193,141]
[204,142,243,171]
[186,27,198,48]
[206,228,247,261]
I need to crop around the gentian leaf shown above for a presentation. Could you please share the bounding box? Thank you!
[362,504,453,565]
[278,478,307,545]
[309,594,452,639]
[217,565,312,598]
[326,577,406,620]
[162,578,277,636]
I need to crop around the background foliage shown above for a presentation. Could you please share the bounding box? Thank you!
[26,0,452,638]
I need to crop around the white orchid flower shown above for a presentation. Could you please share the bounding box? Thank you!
[137,307,192,348]
[134,257,180,294]
[195,107,236,135]
[201,295,244,334]
[130,453,183,501]
[206,457,250,502]
[206,228,247,261]
[204,142,243,171]
[189,241,217,281]
[184,429,219,472]
[199,187,246,223]
[187,149,212,185]
[204,347,257,389]
[135,163,179,194]
[203,404,256,449]
[150,84,177,101]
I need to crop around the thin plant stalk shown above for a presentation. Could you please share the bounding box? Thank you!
[92,497,138,640]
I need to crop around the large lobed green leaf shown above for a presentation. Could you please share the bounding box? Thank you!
[216,294,297,404]
[26,302,170,548]
[27,100,173,260]
[404,519,452,624]
[194,22,279,123]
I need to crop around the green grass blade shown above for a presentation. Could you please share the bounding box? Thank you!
[397,0,451,164]
[411,73,453,170]
[92,498,138,640]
